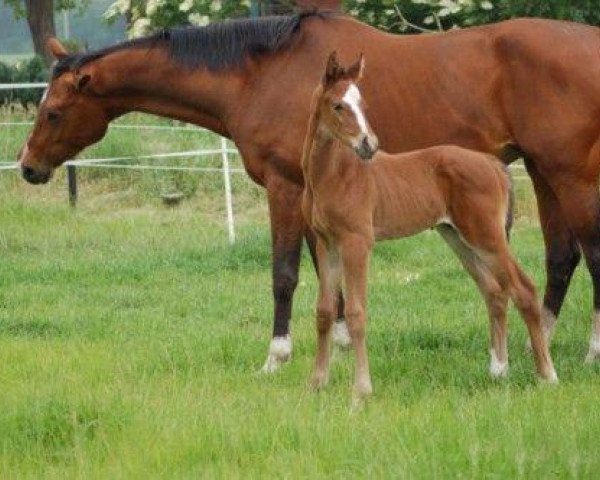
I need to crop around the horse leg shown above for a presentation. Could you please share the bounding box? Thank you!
[437,225,509,378]
[503,256,558,381]
[261,177,305,373]
[525,159,581,349]
[305,229,350,349]
[549,181,600,363]
[311,239,341,390]
[339,235,372,406]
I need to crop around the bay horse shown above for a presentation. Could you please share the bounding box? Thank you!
[302,52,557,403]
[16,12,600,371]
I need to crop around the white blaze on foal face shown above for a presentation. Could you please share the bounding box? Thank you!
[342,84,369,139]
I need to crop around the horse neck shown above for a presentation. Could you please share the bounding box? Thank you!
[89,48,243,135]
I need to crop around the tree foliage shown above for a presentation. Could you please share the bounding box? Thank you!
[2,0,90,18]
[104,1,252,37]
[102,0,600,39]
[344,0,600,33]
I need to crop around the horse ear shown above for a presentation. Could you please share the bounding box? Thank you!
[47,37,68,60]
[75,73,91,92]
[323,51,341,85]
[346,53,365,82]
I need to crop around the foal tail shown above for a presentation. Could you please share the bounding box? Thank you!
[502,164,515,241]
[492,159,514,241]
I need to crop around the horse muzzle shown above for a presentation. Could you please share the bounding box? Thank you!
[21,164,52,185]
[355,134,379,162]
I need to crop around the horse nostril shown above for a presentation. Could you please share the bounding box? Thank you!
[361,136,370,150]
[22,165,35,181]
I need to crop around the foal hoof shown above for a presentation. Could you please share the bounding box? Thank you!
[585,339,600,365]
[260,335,292,374]
[539,370,559,385]
[489,350,508,379]
[310,371,329,391]
[333,320,352,350]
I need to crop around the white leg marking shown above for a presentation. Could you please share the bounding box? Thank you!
[332,320,352,349]
[489,348,508,378]
[585,311,600,364]
[261,335,292,374]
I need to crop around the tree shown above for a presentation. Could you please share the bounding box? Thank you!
[104,1,342,38]
[343,0,600,33]
[3,0,90,65]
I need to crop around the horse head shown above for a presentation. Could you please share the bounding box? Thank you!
[18,38,110,184]
[319,51,379,162]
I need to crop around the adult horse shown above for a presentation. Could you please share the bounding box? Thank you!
[17,11,600,370]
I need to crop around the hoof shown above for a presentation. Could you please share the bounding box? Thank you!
[539,369,559,385]
[584,348,600,365]
[585,334,600,365]
[489,349,508,379]
[350,384,372,413]
[333,320,352,350]
[261,335,292,374]
[310,371,329,391]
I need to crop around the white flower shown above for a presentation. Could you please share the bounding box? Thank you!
[130,17,151,38]
[147,0,166,16]
[210,0,222,12]
[188,13,210,26]
[179,0,194,12]
[104,0,131,20]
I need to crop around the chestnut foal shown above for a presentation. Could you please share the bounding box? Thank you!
[302,53,558,403]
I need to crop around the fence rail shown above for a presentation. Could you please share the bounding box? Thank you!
[1,84,243,244]
[1,83,533,244]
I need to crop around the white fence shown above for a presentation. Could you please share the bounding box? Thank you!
[0,83,243,244]
[0,82,532,244]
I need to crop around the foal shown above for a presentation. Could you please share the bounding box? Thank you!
[301,53,558,403]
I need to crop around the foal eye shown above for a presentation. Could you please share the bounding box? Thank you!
[333,103,344,113]
[47,111,60,124]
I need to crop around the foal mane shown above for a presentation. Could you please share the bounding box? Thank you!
[53,11,334,78]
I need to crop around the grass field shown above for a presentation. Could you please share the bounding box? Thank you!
[1,110,600,478]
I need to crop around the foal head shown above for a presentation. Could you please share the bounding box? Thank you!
[318,52,378,161]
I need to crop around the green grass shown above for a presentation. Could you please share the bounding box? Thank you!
[1,110,600,477]
[0,54,34,65]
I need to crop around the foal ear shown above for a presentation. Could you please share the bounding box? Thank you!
[47,37,68,60]
[346,53,365,82]
[323,51,341,85]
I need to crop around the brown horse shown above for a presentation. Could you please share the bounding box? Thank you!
[302,52,557,403]
[16,12,600,370]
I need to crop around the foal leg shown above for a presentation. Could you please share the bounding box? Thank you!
[340,235,373,405]
[305,229,350,349]
[437,225,509,378]
[525,159,581,349]
[261,177,305,373]
[311,239,341,390]
[502,257,558,382]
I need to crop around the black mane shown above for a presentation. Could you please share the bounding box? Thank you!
[53,11,332,78]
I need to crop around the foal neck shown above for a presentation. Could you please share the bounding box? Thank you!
[302,95,347,187]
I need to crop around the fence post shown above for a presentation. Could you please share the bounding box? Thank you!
[67,164,77,207]
[220,137,235,245]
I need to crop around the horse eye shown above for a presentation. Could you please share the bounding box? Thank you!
[47,111,60,124]
[333,103,344,113]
